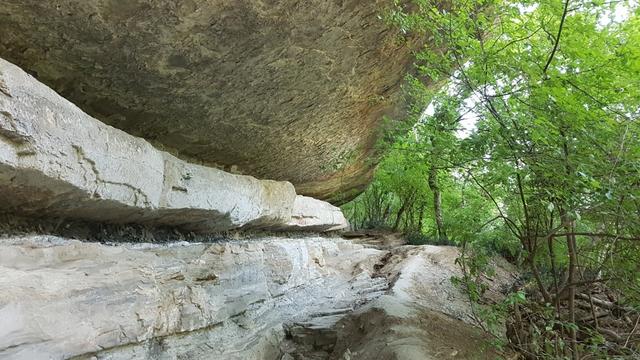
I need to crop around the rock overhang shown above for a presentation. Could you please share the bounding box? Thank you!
[0,0,415,203]
[0,57,348,233]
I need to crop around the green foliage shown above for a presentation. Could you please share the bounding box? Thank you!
[347,0,640,357]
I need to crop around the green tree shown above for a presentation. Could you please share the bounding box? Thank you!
[347,0,640,358]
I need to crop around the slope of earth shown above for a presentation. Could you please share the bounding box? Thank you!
[0,234,513,360]
[0,0,418,203]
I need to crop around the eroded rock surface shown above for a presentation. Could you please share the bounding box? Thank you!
[0,58,347,232]
[283,246,512,360]
[0,0,415,202]
[0,235,384,360]
[0,235,511,360]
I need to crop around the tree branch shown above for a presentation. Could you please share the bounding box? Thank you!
[543,0,570,75]
[552,232,640,241]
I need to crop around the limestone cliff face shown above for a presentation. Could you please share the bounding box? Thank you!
[0,0,413,203]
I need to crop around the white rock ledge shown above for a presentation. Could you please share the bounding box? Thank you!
[0,235,380,360]
[286,195,349,232]
[0,58,348,232]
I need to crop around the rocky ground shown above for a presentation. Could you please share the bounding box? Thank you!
[0,232,512,360]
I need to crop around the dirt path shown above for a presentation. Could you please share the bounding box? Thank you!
[279,242,514,360]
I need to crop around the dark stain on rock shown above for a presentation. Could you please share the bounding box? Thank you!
[167,54,189,69]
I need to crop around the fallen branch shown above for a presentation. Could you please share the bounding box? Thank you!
[576,293,634,313]
[576,311,609,323]
[625,315,640,348]
[599,328,623,342]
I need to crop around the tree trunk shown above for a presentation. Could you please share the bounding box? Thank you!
[559,128,578,360]
[393,190,415,231]
[566,219,578,360]
[417,201,426,233]
[428,165,447,241]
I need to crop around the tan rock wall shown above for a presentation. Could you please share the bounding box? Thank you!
[0,0,415,202]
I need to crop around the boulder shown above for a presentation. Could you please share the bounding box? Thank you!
[0,58,347,232]
[0,0,415,202]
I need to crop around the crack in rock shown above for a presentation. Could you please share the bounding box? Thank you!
[71,144,152,206]
[0,110,36,156]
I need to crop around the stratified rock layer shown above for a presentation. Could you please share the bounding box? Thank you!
[0,235,385,360]
[0,0,414,202]
[0,58,347,232]
[0,235,511,360]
